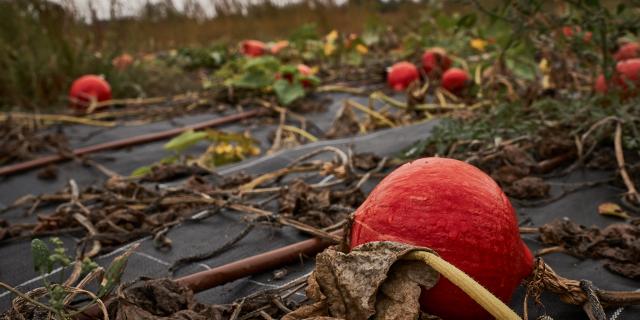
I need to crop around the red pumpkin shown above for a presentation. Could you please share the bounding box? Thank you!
[561,26,592,43]
[614,58,640,92]
[614,42,640,62]
[562,26,575,38]
[351,157,534,319]
[112,53,134,71]
[387,61,420,91]
[596,59,640,95]
[441,68,470,94]
[69,75,112,110]
[422,48,452,76]
[241,40,266,57]
[595,74,608,93]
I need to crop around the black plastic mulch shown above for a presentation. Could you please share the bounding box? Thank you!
[1,95,639,319]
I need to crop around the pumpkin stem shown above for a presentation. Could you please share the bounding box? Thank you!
[403,250,522,320]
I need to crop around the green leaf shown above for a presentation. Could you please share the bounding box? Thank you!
[130,165,152,178]
[243,56,280,71]
[279,64,297,75]
[164,130,208,152]
[273,79,305,106]
[130,155,178,178]
[31,239,52,274]
[231,69,274,89]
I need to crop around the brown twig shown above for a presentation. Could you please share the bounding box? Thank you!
[529,259,640,308]
[614,122,640,205]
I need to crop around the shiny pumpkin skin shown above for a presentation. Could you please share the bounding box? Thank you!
[350,157,534,319]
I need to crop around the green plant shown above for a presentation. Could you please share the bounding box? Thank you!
[215,56,320,105]
[0,237,137,319]
[131,129,261,177]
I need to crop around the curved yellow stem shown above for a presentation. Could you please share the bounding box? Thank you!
[282,125,319,142]
[403,251,521,320]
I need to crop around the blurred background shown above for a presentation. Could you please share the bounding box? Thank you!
[1,0,447,110]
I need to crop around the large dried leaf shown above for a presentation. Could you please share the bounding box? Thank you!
[284,241,440,320]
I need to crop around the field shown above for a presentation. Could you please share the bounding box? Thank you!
[2,0,640,319]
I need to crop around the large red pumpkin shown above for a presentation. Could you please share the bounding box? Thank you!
[350,157,533,319]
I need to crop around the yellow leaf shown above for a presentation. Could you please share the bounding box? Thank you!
[470,38,488,52]
[598,202,630,219]
[539,58,550,73]
[326,30,338,42]
[355,44,368,55]
[324,42,336,56]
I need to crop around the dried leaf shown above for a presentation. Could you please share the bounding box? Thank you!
[505,176,550,199]
[284,242,439,320]
[326,104,360,139]
[597,202,630,220]
[109,278,230,319]
[278,179,363,228]
[539,219,640,279]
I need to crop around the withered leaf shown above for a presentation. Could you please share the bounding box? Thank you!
[505,176,550,199]
[502,145,536,168]
[491,165,530,185]
[141,164,210,182]
[109,278,230,320]
[279,179,363,228]
[536,135,574,159]
[539,219,640,279]
[326,104,360,139]
[283,241,439,320]
[597,202,630,220]
[351,153,381,172]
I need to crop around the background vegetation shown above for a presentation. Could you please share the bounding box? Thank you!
[0,0,440,111]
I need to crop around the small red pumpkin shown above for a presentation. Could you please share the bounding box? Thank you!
[422,48,452,76]
[241,40,266,57]
[69,75,112,110]
[596,59,640,95]
[387,61,420,91]
[441,68,470,94]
